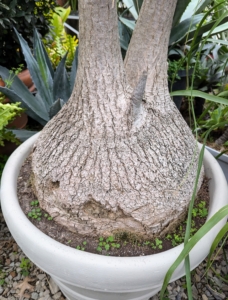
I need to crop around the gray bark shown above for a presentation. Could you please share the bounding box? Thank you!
[215,127,228,145]
[31,0,203,240]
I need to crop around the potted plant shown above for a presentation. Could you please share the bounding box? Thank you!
[1,133,228,299]
[42,6,79,70]
[1,1,228,299]
[0,102,24,155]
[0,65,28,129]
[0,0,56,70]
[0,27,78,141]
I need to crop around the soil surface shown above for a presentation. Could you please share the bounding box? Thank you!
[17,153,210,257]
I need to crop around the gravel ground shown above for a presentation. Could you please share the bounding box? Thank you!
[0,209,227,300]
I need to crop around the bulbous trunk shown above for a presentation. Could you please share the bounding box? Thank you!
[31,0,203,240]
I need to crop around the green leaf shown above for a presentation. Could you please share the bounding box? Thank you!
[0,66,48,125]
[14,28,54,107]
[160,205,228,299]
[169,14,204,45]
[132,0,143,15]
[170,90,228,105]
[0,3,10,10]
[206,222,228,270]
[122,0,138,19]
[105,244,110,251]
[49,99,65,120]
[32,28,54,105]
[10,129,38,142]
[106,236,114,243]
[180,0,212,22]
[203,22,228,37]
[53,53,71,102]
[70,46,78,92]
[206,38,228,47]
[172,0,191,27]
[0,102,23,130]
[118,20,131,51]
[119,17,135,31]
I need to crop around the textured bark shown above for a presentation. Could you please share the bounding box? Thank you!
[31,0,203,239]
[215,127,228,145]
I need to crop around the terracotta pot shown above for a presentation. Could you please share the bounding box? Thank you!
[0,141,19,156]
[7,112,28,130]
[56,0,68,6]
[0,78,5,87]
[0,79,9,103]
[17,69,36,93]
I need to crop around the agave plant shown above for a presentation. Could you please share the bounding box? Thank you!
[118,0,228,55]
[0,28,78,127]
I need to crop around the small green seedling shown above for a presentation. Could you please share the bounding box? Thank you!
[76,245,85,251]
[192,201,208,218]
[27,208,42,221]
[28,200,53,221]
[151,238,163,250]
[143,241,151,246]
[97,236,120,252]
[198,201,208,217]
[20,257,31,277]
[76,241,87,251]
[30,200,39,207]
[44,213,53,221]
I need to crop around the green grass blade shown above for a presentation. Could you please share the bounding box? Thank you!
[170,90,228,105]
[160,205,228,299]
[185,256,192,300]
[206,222,228,270]
[183,143,205,300]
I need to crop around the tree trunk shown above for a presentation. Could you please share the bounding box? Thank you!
[31,0,203,240]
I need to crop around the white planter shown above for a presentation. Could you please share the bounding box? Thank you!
[206,146,228,183]
[1,134,228,300]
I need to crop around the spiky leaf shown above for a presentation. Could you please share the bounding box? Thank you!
[53,53,71,102]
[14,28,54,107]
[70,46,78,93]
[49,98,65,119]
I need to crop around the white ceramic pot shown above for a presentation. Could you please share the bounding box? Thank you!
[206,146,228,183]
[1,134,228,300]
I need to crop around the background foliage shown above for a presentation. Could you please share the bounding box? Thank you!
[0,0,56,69]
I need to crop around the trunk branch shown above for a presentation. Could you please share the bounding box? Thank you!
[69,0,130,137]
[125,0,178,111]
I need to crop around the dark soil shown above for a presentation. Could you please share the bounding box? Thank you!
[25,116,43,132]
[17,153,210,257]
